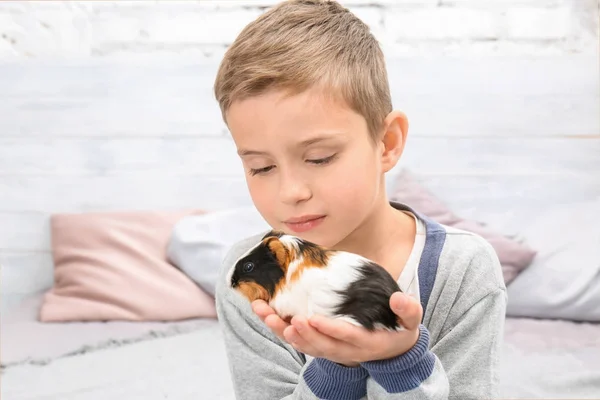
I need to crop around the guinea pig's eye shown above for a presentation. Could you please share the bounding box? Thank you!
[242,262,255,273]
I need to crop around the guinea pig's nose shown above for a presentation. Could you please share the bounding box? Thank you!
[231,277,239,287]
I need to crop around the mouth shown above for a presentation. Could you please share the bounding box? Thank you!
[284,215,326,233]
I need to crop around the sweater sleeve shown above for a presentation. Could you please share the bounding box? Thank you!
[360,240,507,400]
[215,239,370,400]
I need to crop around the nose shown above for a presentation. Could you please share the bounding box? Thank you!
[279,169,312,205]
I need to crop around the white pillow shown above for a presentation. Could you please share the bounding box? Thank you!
[166,207,271,296]
[506,199,600,322]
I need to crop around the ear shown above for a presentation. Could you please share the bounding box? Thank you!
[265,237,290,272]
[379,110,409,173]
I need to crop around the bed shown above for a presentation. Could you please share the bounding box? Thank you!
[2,295,600,399]
[1,56,599,399]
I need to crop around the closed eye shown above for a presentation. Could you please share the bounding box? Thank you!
[249,154,337,176]
[249,165,275,176]
[307,154,337,165]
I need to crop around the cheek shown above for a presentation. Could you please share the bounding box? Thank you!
[246,179,278,223]
[246,179,266,205]
[322,148,380,199]
[238,282,270,302]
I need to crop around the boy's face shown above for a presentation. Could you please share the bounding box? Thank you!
[226,87,390,249]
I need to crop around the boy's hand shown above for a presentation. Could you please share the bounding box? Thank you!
[251,291,422,367]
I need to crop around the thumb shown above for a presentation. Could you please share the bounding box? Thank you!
[390,291,422,331]
[390,291,407,312]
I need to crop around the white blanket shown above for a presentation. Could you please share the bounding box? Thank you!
[3,317,600,399]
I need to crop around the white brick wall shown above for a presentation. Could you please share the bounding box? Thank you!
[506,7,572,39]
[386,8,499,40]
[0,0,597,58]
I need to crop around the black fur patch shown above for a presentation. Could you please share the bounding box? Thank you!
[296,238,329,266]
[231,243,285,298]
[333,261,403,331]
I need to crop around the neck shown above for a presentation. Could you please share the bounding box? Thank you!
[332,197,415,267]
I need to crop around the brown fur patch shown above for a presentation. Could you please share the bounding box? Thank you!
[265,237,292,274]
[302,242,330,267]
[289,242,330,284]
[238,282,271,302]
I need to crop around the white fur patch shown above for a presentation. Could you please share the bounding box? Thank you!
[285,258,302,282]
[279,234,300,250]
[279,235,303,281]
[270,251,366,321]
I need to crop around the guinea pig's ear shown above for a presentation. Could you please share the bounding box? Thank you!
[263,236,290,270]
[262,229,285,240]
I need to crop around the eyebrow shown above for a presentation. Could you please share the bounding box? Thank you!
[237,149,269,157]
[237,134,343,157]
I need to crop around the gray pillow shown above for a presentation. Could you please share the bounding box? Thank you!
[166,207,271,296]
[389,168,538,284]
[506,199,600,322]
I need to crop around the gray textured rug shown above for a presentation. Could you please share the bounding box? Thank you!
[1,293,216,371]
[3,316,600,399]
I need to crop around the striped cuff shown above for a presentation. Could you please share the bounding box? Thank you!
[303,357,368,400]
[360,324,436,393]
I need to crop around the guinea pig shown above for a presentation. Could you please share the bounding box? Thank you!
[226,230,404,332]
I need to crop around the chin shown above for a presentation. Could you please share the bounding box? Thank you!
[303,230,346,250]
[276,228,326,247]
[272,219,348,249]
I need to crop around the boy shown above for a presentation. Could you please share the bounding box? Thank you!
[213,1,507,399]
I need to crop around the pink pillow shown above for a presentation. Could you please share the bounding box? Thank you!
[40,209,217,322]
[389,169,537,284]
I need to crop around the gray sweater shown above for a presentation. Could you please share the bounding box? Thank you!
[215,204,507,400]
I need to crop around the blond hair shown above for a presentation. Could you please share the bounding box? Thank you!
[213,0,392,140]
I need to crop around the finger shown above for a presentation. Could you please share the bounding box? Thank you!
[264,314,290,340]
[292,316,350,355]
[390,292,422,331]
[308,315,363,345]
[252,300,275,320]
[283,325,320,355]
